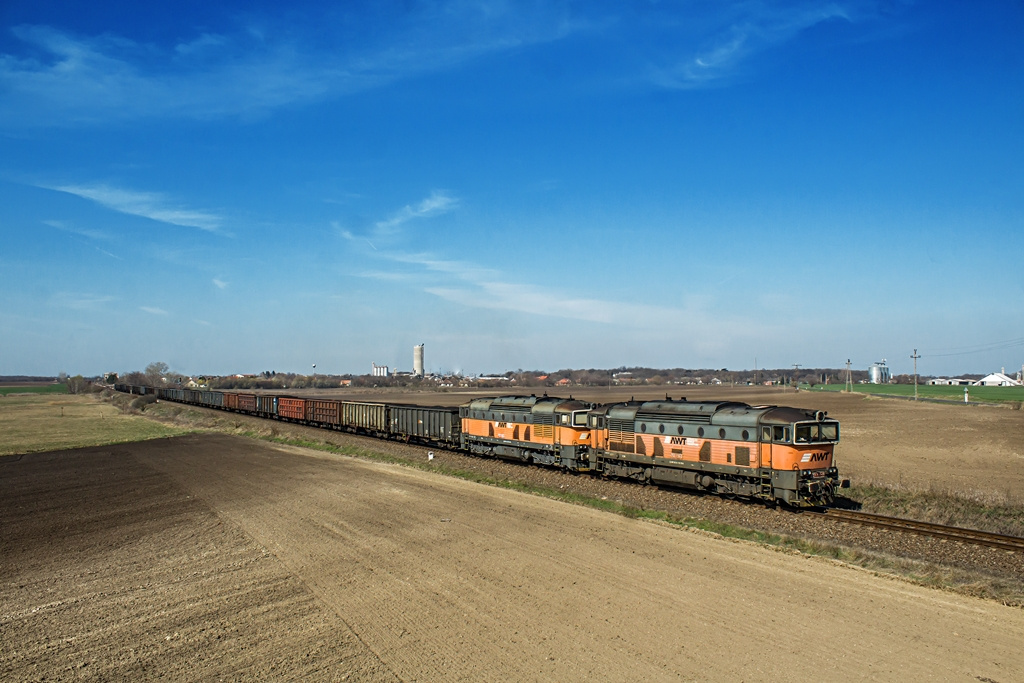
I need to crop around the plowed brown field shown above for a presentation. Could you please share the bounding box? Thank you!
[3,434,1022,681]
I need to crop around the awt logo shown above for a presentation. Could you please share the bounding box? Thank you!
[800,452,829,463]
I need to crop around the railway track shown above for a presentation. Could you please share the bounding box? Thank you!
[820,509,1024,553]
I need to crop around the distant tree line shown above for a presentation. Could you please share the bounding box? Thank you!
[112,360,975,392]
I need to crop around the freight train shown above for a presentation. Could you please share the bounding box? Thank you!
[114,384,845,507]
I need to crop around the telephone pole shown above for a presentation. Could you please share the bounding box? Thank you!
[911,349,921,401]
[845,359,853,392]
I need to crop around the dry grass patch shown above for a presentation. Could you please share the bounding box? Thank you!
[0,393,187,456]
[849,483,1024,538]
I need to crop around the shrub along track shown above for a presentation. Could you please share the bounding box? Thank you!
[141,397,1024,605]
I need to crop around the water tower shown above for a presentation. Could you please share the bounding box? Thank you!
[413,344,424,377]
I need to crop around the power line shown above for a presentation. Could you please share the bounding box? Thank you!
[923,336,1024,358]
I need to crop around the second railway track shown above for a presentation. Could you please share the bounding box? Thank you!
[819,508,1024,553]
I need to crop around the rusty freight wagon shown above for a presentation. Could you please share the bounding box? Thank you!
[236,393,257,413]
[278,397,306,421]
[306,399,342,427]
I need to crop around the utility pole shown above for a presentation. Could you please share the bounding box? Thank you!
[845,359,853,392]
[792,364,801,389]
[911,349,920,401]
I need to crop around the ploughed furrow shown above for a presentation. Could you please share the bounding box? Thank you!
[821,509,1024,553]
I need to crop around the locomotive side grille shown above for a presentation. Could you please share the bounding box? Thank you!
[531,412,554,438]
[608,418,635,453]
[736,446,750,467]
[699,442,711,462]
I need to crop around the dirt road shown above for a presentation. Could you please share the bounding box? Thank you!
[3,434,1022,680]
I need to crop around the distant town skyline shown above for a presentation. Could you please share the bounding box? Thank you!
[2,2,1021,378]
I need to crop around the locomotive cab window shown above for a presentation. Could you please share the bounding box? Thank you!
[560,414,569,425]
[572,411,588,427]
[772,426,790,443]
[795,421,840,443]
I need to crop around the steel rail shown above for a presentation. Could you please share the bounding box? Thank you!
[820,509,1024,553]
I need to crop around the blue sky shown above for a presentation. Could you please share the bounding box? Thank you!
[1,1,1022,378]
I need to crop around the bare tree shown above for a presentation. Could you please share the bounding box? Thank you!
[122,371,147,386]
[66,375,89,394]
[144,362,170,386]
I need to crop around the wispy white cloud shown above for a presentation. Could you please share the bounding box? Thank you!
[212,278,228,289]
[399,252,678,326]
[140,306,169,315]
[93,246,122,260]
[351,270,416,282]
[42,183,223,232]
[339,191,457,251]
[374,191,458,234]
[345,192,693,328]
[650,3,854,89]
[50,292,115,311]
[43,219,111,241]
[0,4,580,125]
[174,33,227,56]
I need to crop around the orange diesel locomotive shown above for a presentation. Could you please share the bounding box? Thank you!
[588,399,841,506]
[460,395,593,471]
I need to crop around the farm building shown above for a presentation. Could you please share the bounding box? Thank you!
[973,373,1021,387]
[927,378,974,386]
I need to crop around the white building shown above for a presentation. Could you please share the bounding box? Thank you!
[973,373,1021,387]
[371,363,389,377]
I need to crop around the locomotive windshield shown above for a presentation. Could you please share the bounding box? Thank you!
[794,421,840,444]
[572,411,588,427]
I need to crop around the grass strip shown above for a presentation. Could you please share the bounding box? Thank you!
[0,383,68,396]
[1,393,188,456]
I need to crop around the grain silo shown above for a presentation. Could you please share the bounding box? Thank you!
[868,360,891,384]
[413,344,424,377]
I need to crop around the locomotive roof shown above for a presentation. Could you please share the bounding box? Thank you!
[759,406,832,424]
[606,399,752,421]
[463,395,590,413]
[598,399,831,427]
